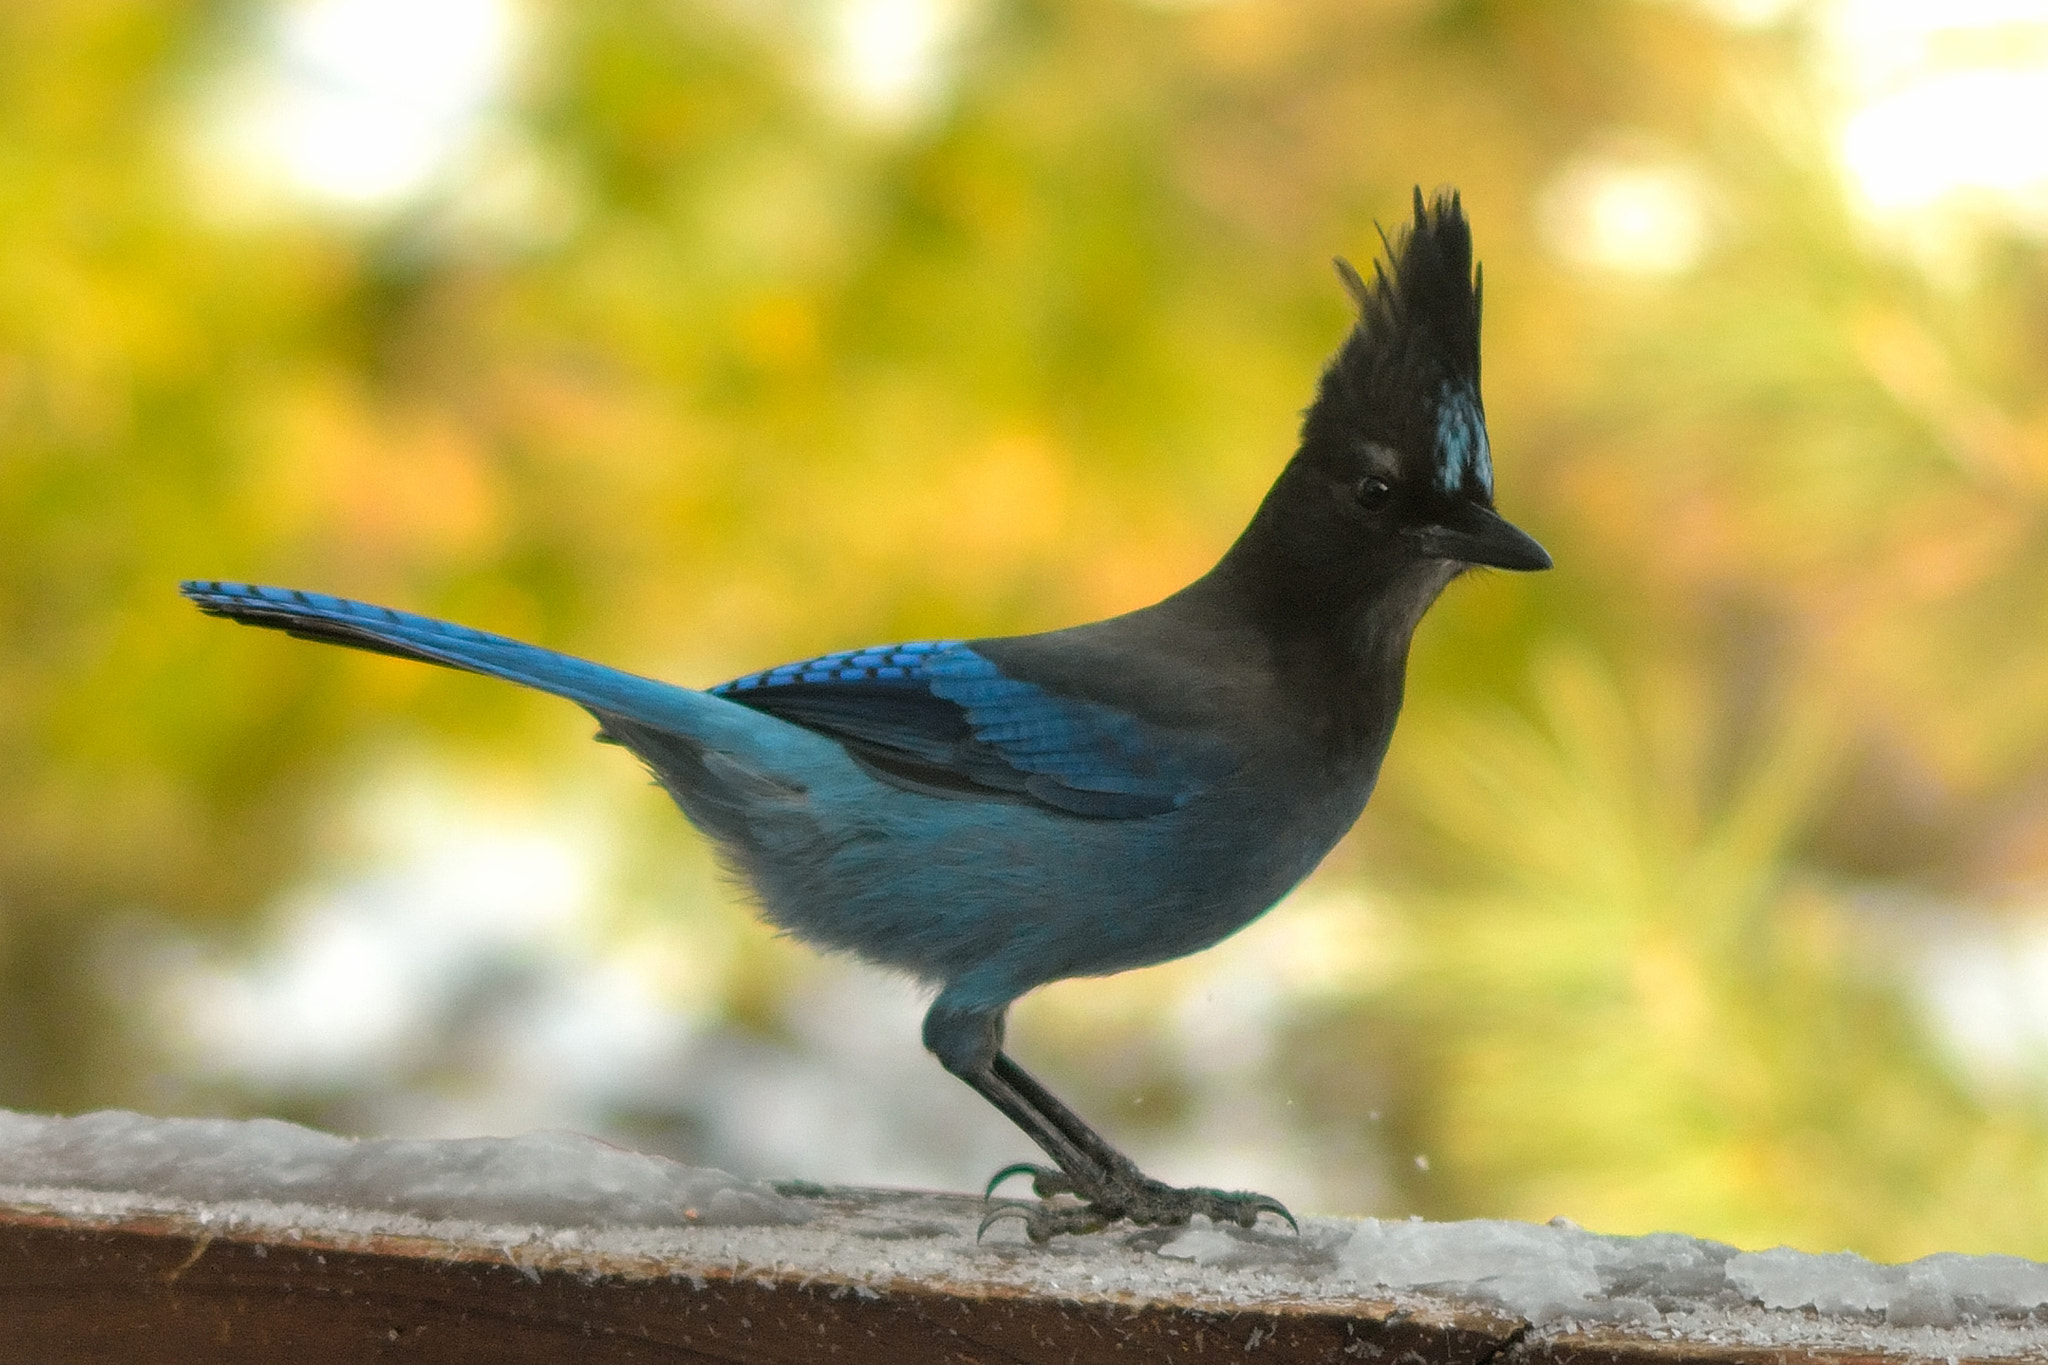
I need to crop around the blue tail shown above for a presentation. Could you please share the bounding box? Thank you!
[179,581,724,741]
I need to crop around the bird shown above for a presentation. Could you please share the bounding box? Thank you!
[182,188,1549,1241]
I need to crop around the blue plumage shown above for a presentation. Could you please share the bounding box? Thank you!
[182,190,1549,1240]
[717,639,959,689]
[713,639,1224,817]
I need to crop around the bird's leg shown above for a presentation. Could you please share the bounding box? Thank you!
[923,999,1296,1241]
[983,1052,1147,1195]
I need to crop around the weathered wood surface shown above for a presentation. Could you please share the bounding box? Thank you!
[1,1185,2043,1365]
[0,1191,1520,1365]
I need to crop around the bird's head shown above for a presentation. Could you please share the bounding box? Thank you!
[1272,189,1551,583]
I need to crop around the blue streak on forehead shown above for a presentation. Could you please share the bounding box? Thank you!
[1434,384,1493,499]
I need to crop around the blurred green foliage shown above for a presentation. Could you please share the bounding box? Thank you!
[3,0,2048,1260]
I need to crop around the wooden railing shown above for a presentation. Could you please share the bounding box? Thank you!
[1,1112,2044,1363]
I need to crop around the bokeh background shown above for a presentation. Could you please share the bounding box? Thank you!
[5,0,2048,1262]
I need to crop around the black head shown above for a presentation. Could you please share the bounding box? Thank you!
[1264,189,1550,583]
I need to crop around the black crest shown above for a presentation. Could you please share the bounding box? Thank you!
[1305,188,1492,500]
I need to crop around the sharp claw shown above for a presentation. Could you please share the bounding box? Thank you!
[984,1163,1046,1198]
[1243,1195,1299,1235]
[977,1200,1050,1242]
[1188,1189,1297,1234]
[984,1162,1077,1200]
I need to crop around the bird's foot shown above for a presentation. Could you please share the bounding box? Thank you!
[979,1163,1297,1242]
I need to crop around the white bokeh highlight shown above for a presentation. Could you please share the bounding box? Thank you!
[1826,0,2048,229]
[1540,154,1714,276]
[1916,908,2048,1089]
[200,0,521,212]
[154,778,616,1094]
[822,0,972,124]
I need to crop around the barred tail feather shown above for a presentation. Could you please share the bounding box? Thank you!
[178,580,722,741]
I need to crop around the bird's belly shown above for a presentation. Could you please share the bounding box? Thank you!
[1054,784,1367,977]
[732,767,1371,1008]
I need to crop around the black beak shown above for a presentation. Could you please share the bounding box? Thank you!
[1407,502,1553,572]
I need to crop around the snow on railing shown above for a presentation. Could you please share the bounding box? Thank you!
[1,1109,2044,1363]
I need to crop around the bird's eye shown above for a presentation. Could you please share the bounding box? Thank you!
[1354,476,1394,510]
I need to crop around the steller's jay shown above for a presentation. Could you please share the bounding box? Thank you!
[182,189,1548,1240]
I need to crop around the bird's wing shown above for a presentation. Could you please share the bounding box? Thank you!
[712,642,1232,818]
